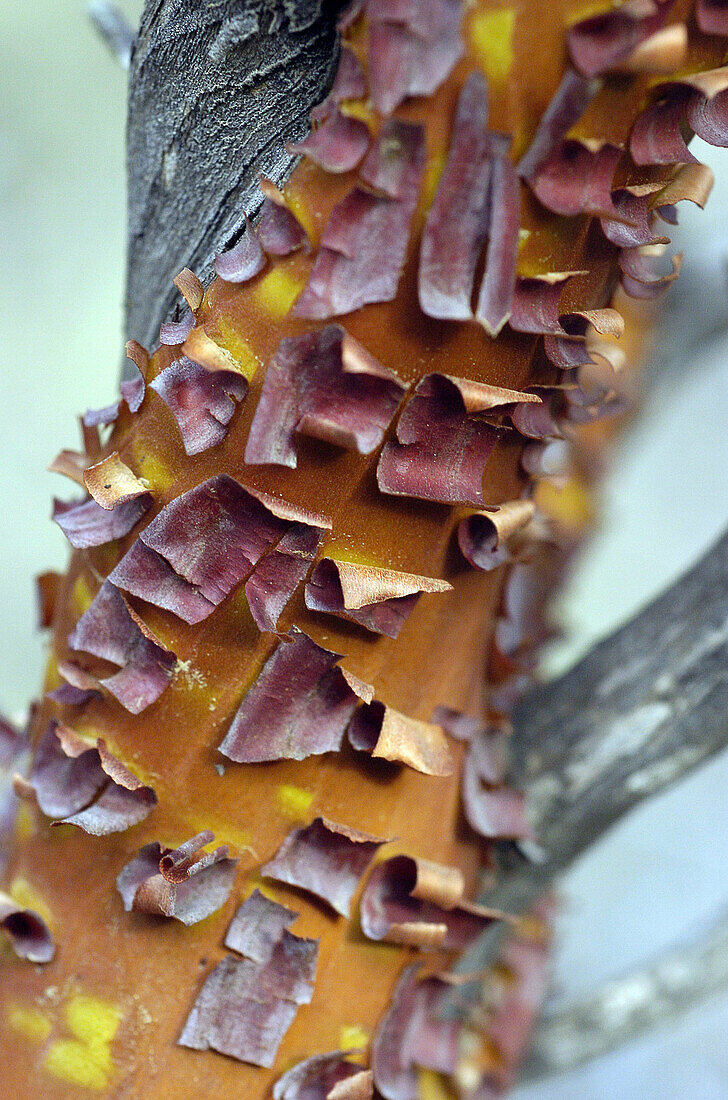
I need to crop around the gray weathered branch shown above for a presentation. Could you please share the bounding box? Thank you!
[125,0,346,357]
[455,529,728,979]
[512,526,728,878]
[522,906,728,1080]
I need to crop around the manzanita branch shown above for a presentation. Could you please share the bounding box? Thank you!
[521,905,728,1080]
[125,0,346,355]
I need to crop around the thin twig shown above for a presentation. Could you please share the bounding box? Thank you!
[522,907,728,1079]
[87,1,135,69]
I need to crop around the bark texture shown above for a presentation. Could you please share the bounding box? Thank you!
[126,0,347,354]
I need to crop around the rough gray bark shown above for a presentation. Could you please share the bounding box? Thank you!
[522,906,728,1079]
[125,0,347,357]
[455,529,728,977]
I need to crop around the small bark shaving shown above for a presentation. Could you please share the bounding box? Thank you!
[110,475,328,625]
[117,831,238,925]
[68,581,176,713]
[257,179,310,256]
[151,356,248,456]
[0,891,55,964]
[567,0,670,78]
[53,496,150,550]
[457,500,538,573]
[245,326,406,468]
[274,1052,372,1100]
[360,855,502,950]
[219,628,359,763]
[214,222,267,283]
[377,374,521,506]
[348,702,454,776]
[288,110,371,174]
[293,121,425,319]
[261,816,386,917]
[16,721,156,835]
[305,559,451,638]
[83,451,150,510]
[366,0,464,115]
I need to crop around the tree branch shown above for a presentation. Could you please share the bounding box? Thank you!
[512,526,728,878]
[453,529,728,982]
[521,906,728,1080]
[125,0,346,357]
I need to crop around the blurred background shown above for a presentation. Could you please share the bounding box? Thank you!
[2,2,728,1095]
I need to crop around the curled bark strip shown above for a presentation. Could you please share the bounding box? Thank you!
[261,816,386,918]
[377,374,510,506]
[53,496,150,550]
[619,247,682,298]
[245,326,406,468]
[151,357,248,456]
[294,120,425,318]
[273,1052,371,1100]
[630,93,696,165]
[528,141,623,220]
[366,0,464,116]
[457,500,538,573]
[117,832,238,925]
[173,266,204,312]
[652,162,714,209]
[110,475,328,625]
[0,891,55,964]
[476,147,521,337]
[159,306,194,346]
[696,0,728,36]
[214,222,267,283]
[305,559,451,638]
[219,628,359,763]
[418,72,491,322]
[258,178,310,255]
[360,854,502,950]
[288,109,371,173]
[372,966,461,1099]
[462,732,530,840]
[311,45,367,124]
[179,905,318,1067]
[567,0,670,78]
[517,69,595,185]
[68,581,176,713]
[614,22,688,74]
[16,721,157,835]
[509,274,574,337]
[83,451,149,510]
[348,701,454,776]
